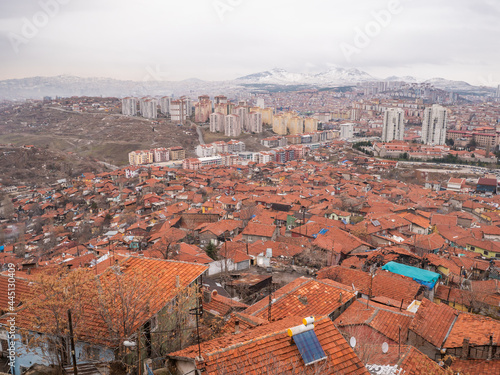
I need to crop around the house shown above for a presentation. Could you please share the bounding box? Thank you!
[447,178,466,192]
[241,222,278,243]
[166,315,370,375]
[0,257,208,375]
[476,177,497,195]
[317,266,423,307]
[243,277,357,322]
[335,298,415,350]
[407,298,459,361]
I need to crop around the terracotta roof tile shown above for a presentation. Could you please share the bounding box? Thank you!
[168,316,369,374]
[409,298,458,348]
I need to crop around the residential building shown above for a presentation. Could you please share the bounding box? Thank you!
[225,114,241,137]
[247,111,263,133]
[194,95,212,123]
[288,116,303,135]
[139,97,157,119]
[422,104,447,145]
[159,96,170,115]
[340,123,354,140]
[128,150,153,165]
[121,97,137,116]
[170,146,186,161]
[233,106,249,132]
[195,144,216,158]
[304,117,318,133]
[152,148,170,163]
[170,96,191,123]
[382,108,404,142]
[272,114,287,135]
[209,112,225,132]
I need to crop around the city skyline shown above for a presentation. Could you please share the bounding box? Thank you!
[1,0,499,86]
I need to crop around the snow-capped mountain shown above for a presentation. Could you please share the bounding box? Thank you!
[236,67,375,85]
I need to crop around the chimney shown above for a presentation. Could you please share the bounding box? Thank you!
[461,337,470,359]
[203,289,212,304]
[339,292,342,304]
[234,320,240,335]
[175,275,180,288]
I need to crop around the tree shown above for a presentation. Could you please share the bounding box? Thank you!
[445,138,454,146]
[205,242,218,260]
[21,265,97,368]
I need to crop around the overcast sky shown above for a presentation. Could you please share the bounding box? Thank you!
[0,0,499,85]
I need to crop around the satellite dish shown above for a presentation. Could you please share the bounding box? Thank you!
[382,342,389,354]
[350,337,356,348]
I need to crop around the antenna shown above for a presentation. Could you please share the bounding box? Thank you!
[349,336,356,349]
[382,342,389,354]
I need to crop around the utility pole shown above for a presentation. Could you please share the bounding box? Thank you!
[137,328,141,375]
[67,309,78,375]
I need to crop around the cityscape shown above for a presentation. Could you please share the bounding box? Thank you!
[1,1,500,375]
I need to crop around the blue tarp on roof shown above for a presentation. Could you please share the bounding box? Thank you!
[382,261,440,289]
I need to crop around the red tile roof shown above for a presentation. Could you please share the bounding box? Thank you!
[243,277,356,321]
[168,316,369,374]
[409,298,458,348]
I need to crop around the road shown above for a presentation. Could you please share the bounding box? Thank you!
[196,126,205,145]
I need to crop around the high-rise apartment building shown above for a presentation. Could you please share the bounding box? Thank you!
[248,112,263,133]
[225,114,241,137]
[304,117,318,133]
[159,96,170,115]
[122,97,138,116]
[194,95,212,123]
[382,108,405,142]
[273,114,287,135]
[170,96,192,123]
[209,112,225,132]
[421,104,447,145]
[340,123,354,140]
[140,98,158,119]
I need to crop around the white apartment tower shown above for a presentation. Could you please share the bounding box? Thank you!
[340,123,354,140]
[210,112,225,132]
[122,97,138,116]
[224,114,241,137]
[421,104,447,145]
[382,108,405,142]
[159,96,171,115]
[248,112,263,133]
[140,98,158,119]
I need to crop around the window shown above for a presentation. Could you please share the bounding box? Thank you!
[496,253,500,258]
[484,251,489,256]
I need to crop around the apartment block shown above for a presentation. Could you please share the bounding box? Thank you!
[170,146,186,161]
[170,96,192,123]
[273,115,287,135]
[122,97,138,116]
[421,104,447,145]
[194,95,212,123]
[140,98,158,119]
[248,111,263,133]
[225,114,241,137]
[209,112,225,132]
[159,96,170,115]
[304,117,318,133]
[340,123,354,140]
[382,108,405,142]
[152,148,170,162]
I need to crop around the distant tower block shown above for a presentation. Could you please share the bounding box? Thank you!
[382,108,405,142]
[421,104,447,145]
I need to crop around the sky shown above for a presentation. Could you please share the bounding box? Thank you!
[0,0,499,86]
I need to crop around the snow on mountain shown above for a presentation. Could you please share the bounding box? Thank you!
[236,67,375,85]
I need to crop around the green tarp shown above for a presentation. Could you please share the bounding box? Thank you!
[381,261,440,289]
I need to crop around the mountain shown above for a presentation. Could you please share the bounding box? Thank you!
[0,70,496,100]
[236,67,375,85]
